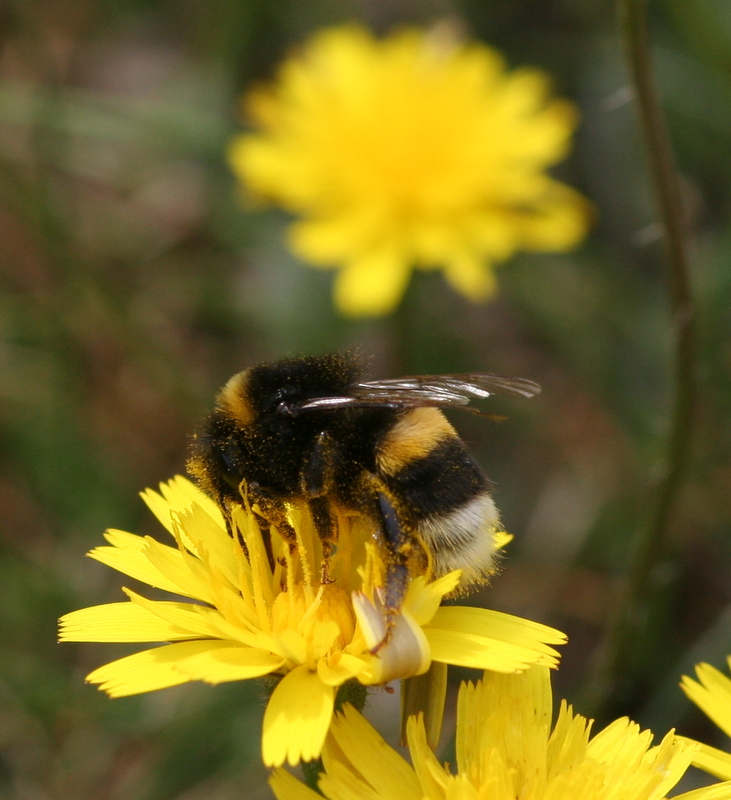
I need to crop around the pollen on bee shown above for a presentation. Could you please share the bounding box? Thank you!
[217,369,255,425]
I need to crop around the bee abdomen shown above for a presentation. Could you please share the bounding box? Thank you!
[380,433,489,517]
[417,491,501,586]
[375,407,499,587]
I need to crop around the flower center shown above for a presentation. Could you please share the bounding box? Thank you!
[270,583,356,657]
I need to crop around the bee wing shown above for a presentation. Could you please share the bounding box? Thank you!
[290,373,540,415]
[357,374,541,400]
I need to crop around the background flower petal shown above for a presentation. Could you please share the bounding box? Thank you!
[230,25,589,316]
[333,249,411,317]
[441,253,496,301]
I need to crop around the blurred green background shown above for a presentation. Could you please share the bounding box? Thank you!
[2,0,731,797]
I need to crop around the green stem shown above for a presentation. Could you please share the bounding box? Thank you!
[587,0,696,716]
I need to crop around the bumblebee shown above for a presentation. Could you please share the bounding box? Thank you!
[187,352,539,620]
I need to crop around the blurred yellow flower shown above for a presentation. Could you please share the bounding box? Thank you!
[271,666,731,800]
[681,659,731,781]
[230,24,590,316]
[60,476,566,767]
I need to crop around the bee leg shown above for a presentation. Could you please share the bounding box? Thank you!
[246,482,297,562]
[308,496,336,584]
[371,490,412,654]
[301,432,337,585]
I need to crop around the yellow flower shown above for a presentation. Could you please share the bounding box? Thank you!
[681,659,731,781]
[59,476,566,767]
[230,24,590,317]
[271,667,731,800]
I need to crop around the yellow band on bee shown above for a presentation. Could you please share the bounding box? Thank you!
[217,369,255,426]
[376,408,456,476]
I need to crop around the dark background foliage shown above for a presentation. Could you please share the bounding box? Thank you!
[2,0,731,797]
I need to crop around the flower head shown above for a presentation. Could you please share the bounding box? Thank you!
[271,667,731,800]
[230,24,590,316]
[60,477,565,767]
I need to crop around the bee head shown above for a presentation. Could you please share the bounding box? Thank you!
[240,353,364,419]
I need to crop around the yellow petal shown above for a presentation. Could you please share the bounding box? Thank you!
[86,640,234,697]
[425,606,564,671]
[456,669,552,778]
[517,182,592,251]
[290,216,368,264]
[172,505,238,587]
[140,476,227,538]
[174,646,284,683]
[649,734,701,799]
[678,738,731,782]
[59,601,207,643]
[333,250,412,317]
[139,485,180,536]
[431,606,566,645]
[401,661,448,751]
[428,605,565,667]
[494,531,513,549]
[406,713,448,797]
[426,627,559,671]
[325,704,422,798]
[122,588,265,647]
[141,478,224,557]
[162,475,227,530]
[405,572,461,627]
[317,763,379,800]
[263,665,335,767]
[675,782,731,800]
[441,253,496,301]
[140,536,216,604]
[682,665,731,740]
[585,716,651,762]
[275,629,308,665]
[89,530,183,595]
[269,768,323,800]
[317,654,367,687]
[444,774,478,800]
